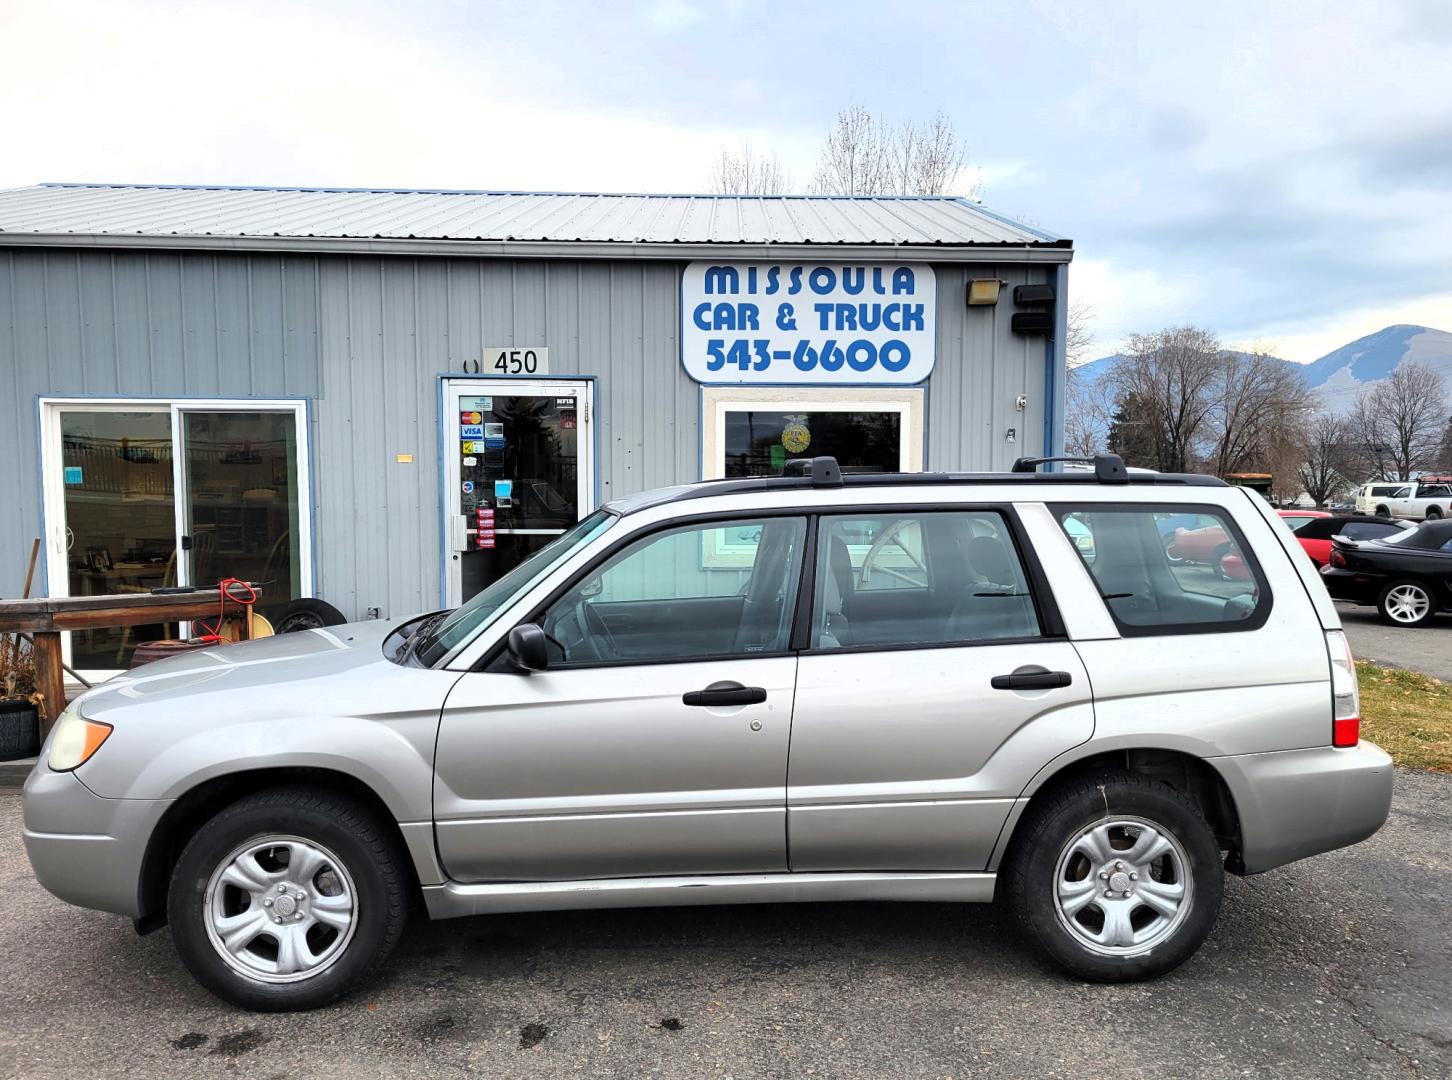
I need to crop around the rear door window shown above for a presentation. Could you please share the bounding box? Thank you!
[1054,505,1269,634]
[812,510,1041,649]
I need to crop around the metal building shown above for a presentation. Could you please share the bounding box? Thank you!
[0,183,1072,676]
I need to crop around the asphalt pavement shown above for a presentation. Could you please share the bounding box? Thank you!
[1337,601,1452,681]
[1,770,1449,1079]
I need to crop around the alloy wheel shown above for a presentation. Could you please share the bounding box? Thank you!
[1053,816,1193,957]
[203,835,358,983]
[1384,584,1431,624]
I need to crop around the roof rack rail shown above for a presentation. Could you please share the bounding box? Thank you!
[782,456,844,487]
[1011,454,1129,484]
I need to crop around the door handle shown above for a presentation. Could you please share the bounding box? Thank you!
[990,668,1072,691]
[682,683,767,707]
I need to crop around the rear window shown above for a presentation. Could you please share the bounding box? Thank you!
[1339,521,1405,541]
[1054,504,1269,635]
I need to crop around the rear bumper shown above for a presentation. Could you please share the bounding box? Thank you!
[1211,742,1394,874]
[21,764,171,919]
[1318,566,1380,605]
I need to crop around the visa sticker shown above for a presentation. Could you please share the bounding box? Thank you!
[461,424,484,439]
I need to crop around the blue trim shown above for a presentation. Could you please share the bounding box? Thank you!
[304,396,319,600]
[32,397,48,597]
[1044,264,1069,462]
[434,373,601,607]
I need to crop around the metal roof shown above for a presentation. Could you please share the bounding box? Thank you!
[0,183,1069,262]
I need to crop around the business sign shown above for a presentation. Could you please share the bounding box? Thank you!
[681,262,936,385]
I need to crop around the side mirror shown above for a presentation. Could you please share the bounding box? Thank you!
[506,623,550,673]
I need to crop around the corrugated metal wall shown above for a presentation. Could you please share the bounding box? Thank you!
[1,247,1055,616]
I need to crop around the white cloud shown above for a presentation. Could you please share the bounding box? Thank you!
[0,1,740,193]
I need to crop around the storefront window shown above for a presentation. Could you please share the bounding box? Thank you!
[44,400,312,671]
[701,387,924,481]
[723,410,902,477]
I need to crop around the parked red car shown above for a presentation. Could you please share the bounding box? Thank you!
[1277,510,1412,568]
[1165,525,1250,580]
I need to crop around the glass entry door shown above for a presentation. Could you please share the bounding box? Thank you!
[443,379,594,606]
[40,399,312,673]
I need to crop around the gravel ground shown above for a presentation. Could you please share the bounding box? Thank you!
[1338,601,1452,681]
[1,769,1448,1079]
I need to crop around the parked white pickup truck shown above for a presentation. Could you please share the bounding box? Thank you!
[1355,478,1452,520]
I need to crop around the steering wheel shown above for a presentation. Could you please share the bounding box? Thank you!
[858,519,927,589]
[577,598,621,661]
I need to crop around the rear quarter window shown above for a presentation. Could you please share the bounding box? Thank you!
[1053,504,1271,635]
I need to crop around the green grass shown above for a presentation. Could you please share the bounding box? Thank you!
[1357,660,1452,772]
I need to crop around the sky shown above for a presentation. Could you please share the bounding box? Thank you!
[2,0,1449,363]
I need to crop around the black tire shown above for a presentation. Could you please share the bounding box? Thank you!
[272,598,347,634]
[1426,507,1443,520]
[1376,578,1437,628]
[1004,771,1224,983]
[167,786,409,1011]
[1375,505,1391,518]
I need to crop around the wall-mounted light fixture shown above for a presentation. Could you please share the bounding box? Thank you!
[966,279,1002,306]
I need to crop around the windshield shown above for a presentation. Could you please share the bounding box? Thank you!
[414,510,616,665]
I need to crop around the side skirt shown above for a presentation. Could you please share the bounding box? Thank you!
[421,870,996,919]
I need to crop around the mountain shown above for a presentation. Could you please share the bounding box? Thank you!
[1299,324,1452,414]
[1073,324,1452,415]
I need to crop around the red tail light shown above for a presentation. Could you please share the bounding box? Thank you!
[1329,548,1346,567]
[1333,717,1360,747]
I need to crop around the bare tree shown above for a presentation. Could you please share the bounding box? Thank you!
[1206,348,1314,477]
[1065,302,1094,368]
[1106,327,1223,473]
[1300,414,1357,506]
[1346,362,1448,480]
[709,143,792,195]
[1063,366,1113,458]
[810,106,976,196]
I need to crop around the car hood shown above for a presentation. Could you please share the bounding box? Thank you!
[74,618,405,719]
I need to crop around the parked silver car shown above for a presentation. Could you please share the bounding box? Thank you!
[23,454,1393,1010]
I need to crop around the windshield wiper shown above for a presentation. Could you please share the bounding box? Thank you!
[403,611,450,664]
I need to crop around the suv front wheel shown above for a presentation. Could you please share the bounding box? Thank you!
[1006,772,1223,982]
[167,786,409,1010]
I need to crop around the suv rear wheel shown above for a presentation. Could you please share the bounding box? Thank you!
[1006,771,1223,982]
[167,786,408,1010]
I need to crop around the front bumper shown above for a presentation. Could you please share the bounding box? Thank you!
[1212,741,1394,874]
[22,764,173,919]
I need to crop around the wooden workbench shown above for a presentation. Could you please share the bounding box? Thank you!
[0,588,260,734]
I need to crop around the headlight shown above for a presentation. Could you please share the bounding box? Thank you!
[46,703,113,772]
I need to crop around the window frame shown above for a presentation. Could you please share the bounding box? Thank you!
[699,386,925,480]
[797,504,1065,657]
[481,502,1065,670]
[1049,501,1274,638]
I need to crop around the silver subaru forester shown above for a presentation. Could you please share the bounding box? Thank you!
[23,455,1393,1010]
